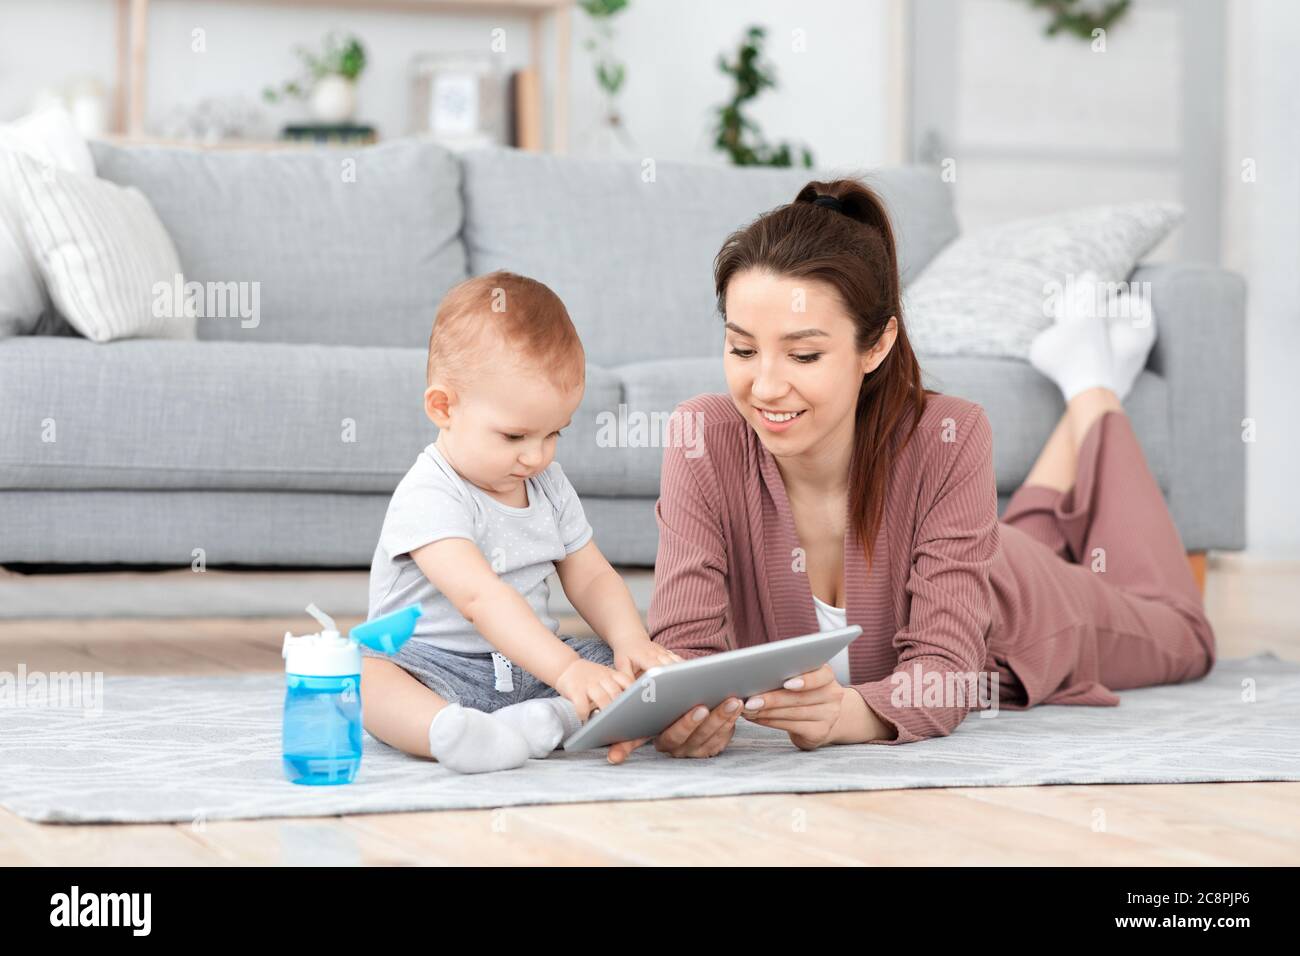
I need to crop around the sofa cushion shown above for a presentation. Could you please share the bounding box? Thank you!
[0,337,623,495]
[0,338,1169,502]
[88,137,468,348]
[556,358,730,497]
[460,148,958,366]
[921,356,1171,495]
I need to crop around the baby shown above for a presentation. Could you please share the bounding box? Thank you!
[360,270,680,774]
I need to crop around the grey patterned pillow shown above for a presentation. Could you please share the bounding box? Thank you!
[903,201,1183,359]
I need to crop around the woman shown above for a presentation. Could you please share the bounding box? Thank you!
[607,178,1215,764]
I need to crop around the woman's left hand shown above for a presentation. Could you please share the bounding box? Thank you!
[740,663,846,750]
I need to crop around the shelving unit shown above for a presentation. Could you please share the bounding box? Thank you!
[112,0,571,151]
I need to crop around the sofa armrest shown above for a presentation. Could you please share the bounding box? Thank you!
[1135,262,1247,552]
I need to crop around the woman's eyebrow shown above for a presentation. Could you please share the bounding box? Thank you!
[725,321,828,341]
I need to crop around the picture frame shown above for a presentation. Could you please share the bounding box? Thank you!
[410,51,509,150]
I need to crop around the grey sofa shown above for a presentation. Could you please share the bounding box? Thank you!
[0,138,1246,567]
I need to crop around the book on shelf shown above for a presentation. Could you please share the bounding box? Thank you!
[509,67,542,151]
[280,123,378,145]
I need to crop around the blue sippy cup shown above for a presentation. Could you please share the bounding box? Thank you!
[281,602,422,786]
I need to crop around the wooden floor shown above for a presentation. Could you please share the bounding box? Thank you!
[1,554,1297,866]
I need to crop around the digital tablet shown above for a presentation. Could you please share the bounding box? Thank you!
[561,625,862,752]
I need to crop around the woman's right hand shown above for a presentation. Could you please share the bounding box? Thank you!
[606,697,744,763]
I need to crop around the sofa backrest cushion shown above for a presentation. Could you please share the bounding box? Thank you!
[88,137,468,347]
[460,148,958,366]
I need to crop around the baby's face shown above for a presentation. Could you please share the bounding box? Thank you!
[429,365,583,496]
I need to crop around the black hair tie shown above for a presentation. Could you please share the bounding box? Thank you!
[811,194,847,214]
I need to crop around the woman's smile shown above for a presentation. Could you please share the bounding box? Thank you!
[753,404,808,432]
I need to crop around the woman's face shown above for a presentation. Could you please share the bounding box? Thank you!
[722,269,895,460]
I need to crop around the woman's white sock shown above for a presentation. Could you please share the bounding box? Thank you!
[427,703,530,774]
[492,698,582,758]
[1105,290,1157,401]
[1030,275,1122,401]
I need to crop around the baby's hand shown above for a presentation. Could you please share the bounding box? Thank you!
[555,659,633,722]
[614,639,683,680]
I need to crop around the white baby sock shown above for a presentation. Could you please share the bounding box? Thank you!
[427,703,530,774]
[1105,290,1157,401]
[492,697,582,759]
[1029,274,1122,401]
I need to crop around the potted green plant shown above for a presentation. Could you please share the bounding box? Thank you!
[713,26,813,167]
[263,32,367,124]
[578,0,633,155]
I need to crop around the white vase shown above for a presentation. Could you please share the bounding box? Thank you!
[577,111,636,159]
[310,75,356,124]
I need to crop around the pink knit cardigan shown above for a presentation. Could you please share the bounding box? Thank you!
[646,391,1126,745]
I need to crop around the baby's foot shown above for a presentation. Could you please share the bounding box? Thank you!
[493,698,582,758]
[427,703,530,774]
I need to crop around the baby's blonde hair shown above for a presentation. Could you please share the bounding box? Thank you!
[427,270,585,395]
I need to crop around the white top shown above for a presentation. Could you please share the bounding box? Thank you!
[812,594,852,685]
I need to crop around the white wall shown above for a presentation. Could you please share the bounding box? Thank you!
[943,0,1185,259]
[567,0,894,168]
[0,0,896,168]
[1222,0,1300,559]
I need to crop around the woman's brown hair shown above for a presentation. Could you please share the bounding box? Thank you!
[713,178,935,571]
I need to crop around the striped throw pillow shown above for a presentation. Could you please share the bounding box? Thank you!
[2,150,195,343]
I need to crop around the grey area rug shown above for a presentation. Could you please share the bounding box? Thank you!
[1,653,1296,824]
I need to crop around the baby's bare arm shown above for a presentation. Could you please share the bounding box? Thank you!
[409,537,580,686]
[360,657,449,758]
[555,539,648,653]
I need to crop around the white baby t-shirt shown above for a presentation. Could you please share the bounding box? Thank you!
[366,441,594,654]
